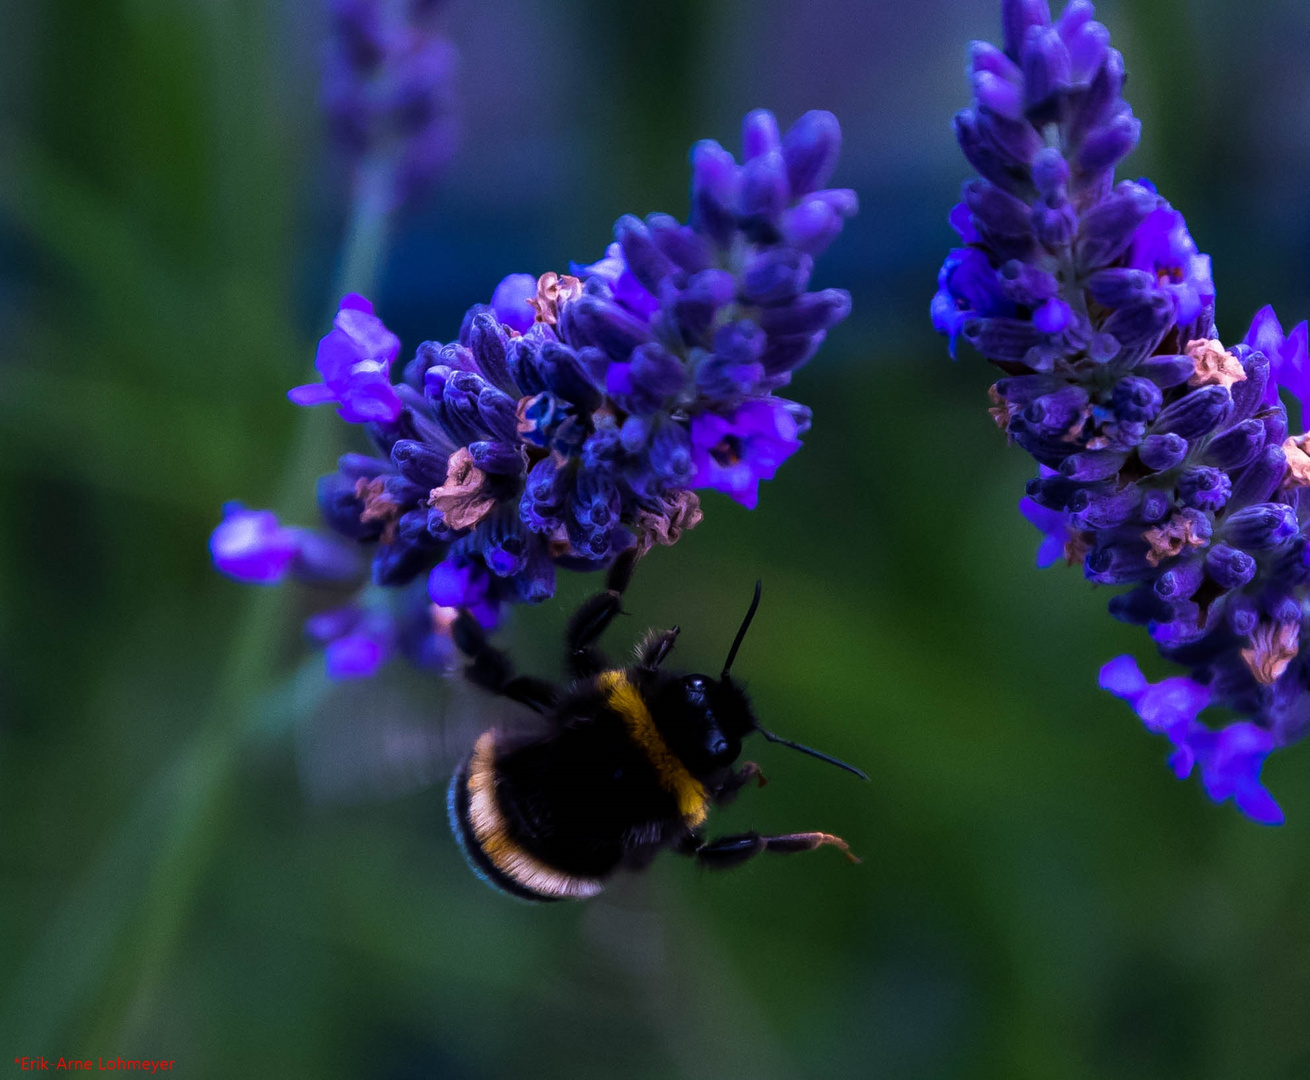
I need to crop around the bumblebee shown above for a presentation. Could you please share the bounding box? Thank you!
[447,551,868,902]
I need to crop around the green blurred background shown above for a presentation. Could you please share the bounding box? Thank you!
[4,0,1310,1076]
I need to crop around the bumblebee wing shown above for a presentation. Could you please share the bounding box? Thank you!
[294,671,546,806]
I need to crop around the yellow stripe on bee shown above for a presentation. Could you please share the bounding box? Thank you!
[599,670,709,827]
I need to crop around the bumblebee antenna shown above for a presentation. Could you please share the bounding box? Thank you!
[721,580,763,678]
[756,727,870,781]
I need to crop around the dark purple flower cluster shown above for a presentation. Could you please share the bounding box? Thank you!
[935,0,1310,823]
[215,109,855,678]
[324,0,458,207]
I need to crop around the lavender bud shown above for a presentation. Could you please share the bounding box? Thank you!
[781,110,842,197]
[1086,540,1154,584]
[1024,472,1081,510]
[538,342,603,411]
[507,337,546,396]
[317,473,372,540]
[973,70,1024,121]
[1230,446,1289,508]
[1031,147,1068,199]
[1203,420,1265,471]
[1228,349,1270,422]
[468,440,526,475]
[1139,489,1172,523]
[480,510,530,578]
[965,180,1035,244]
[1087,268,1154,308]
[954,110,1027,195]
[994,374,1064,404]
[1138,433,1189,472]
[963,317,1045,364]
[1136,356,1196,389]
[616,214,679,294]
[1002,0,1053,61]
[373,512,443,586]
[1099,294,1174,363]
[1022,25,1071,121]
[337,453,390,481]
[629,343,687,407]
[1060,449,1127,481]
[1068,50,1125,147]
[689,140,739,246]
[1206,544,1258,589]
[969,40,1021,81]
[1062,6,1108,81]
[477,386,519,443]
[390,439,447,486]
[1112,376,1163,424]
[760,332,823,376]
[976,109,1044,168]
[1075,183,1155,270]
[741,109,781,161]
[1269,594,1302,626]
[778,198,845,256]
[467,313,515,394]
[1076,112,1141,174]
[1227,596,1259,637]
[520,457,565,534]
[741,248,814,305]
[1264,411,1289,447]
[1151,385,1232,441]
[1178,467,1232,511]
[1010,415,1078,468]
[647,213,712,274]
[741,150,791,225]
[759,290,852,337]
[1224,503,1299,551]
[1033,202,1077,248]
[1155,559,1204,602]
[1026,385,1089,435]
[1069,486,1141,529]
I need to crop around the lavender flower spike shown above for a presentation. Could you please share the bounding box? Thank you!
[937,0,1309,822]
[217,108,855,681]
[324,0,458,208]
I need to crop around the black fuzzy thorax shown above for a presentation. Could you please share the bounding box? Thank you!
[489,673,688,879]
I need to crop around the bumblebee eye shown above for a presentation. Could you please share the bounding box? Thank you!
[685,676,707,693]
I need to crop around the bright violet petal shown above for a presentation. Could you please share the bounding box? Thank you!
[288,383,338,407]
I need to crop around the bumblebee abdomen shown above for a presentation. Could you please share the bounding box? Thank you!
[447,731,606,903]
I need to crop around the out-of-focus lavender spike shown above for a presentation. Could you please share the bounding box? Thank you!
[323,0,459,209]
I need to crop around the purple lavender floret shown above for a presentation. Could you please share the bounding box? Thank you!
[1100,657,1283,824]
[289,294,403,423]
[936,0,1310,822]
[323,0,458,208]
[211,503,362,585]
[215,109,854,679]
[304,581,478,679]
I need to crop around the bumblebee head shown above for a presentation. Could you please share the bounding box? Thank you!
[668,671,758,773]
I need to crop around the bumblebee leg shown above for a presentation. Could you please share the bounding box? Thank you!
[690,830,861,870]
[637,627,680,670]
[566,547,643,678]
[453,610,559,714]
[713,762,768,807]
